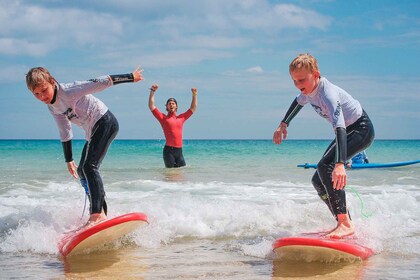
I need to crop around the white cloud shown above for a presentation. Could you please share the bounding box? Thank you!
[0,0,333,58]
[141,49,234,68]
[0,38,52,56]
[223,2,331,31]
[0,1,123,56]
[272,4,331,30]
[246,66,264,73]
[90,46,235,69]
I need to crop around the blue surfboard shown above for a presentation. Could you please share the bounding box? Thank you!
[298,160,420,169]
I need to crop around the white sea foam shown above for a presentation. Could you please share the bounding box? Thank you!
[1,177,419,259]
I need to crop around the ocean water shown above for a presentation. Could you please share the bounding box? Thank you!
[0,139,419,279]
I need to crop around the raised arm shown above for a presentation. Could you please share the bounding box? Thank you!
[148,84,159,111]
[190,88,198,112]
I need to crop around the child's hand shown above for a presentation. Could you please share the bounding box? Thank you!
[150,84,159,92]
[132,66,144,82]
[66,161,78,179]
[273,123,288,144]
[332,163,347,190]
[191,88,198,95]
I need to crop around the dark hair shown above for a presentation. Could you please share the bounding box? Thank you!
[166,98,177,106]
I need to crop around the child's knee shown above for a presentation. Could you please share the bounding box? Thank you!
[77,165,84,179]
[81,161,98,175]
[311,174,325,195]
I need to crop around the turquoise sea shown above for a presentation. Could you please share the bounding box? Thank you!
[1,139,419,279]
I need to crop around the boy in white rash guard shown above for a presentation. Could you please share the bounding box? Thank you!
[26,66,144,229]
[273,53,375,239]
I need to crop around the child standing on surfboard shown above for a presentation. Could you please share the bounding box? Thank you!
[273,53,375,238]
[25,66,144,229]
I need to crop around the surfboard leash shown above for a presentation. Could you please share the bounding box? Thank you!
[80,179,90,219]
[81,194,88,219]
[346,185,374,218]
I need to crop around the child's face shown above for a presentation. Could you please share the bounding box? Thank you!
[290,68,320,95]
[31,81,55,104]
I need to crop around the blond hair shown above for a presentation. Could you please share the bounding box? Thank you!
[26,67,55,91]
[289,53,319,74]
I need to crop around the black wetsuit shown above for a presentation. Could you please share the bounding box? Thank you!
[77,110,119,214]
[312,110,374,217]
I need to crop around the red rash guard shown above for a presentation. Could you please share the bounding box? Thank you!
[152,108,193,148]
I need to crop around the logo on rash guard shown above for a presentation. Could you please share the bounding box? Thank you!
[63,108,77,121]
[333,101,342,127]
[311,104,328,119]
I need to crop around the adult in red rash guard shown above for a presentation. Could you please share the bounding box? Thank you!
[148,84,198,167]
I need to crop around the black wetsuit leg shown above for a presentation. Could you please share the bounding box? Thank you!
[77,110,119,215]
[312,110,375,218]
[163,145,186,168]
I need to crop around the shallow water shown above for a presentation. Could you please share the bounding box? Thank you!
[1,139,419,279]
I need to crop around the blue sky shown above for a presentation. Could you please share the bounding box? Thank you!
[1,0,419,140]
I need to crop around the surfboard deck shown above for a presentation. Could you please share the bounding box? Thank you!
[273,236,373,262]
[58,212,148,257]
[297,159,420,169]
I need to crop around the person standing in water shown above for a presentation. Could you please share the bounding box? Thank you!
[148,84,197,168]
[273,53,375,238]
[26,66,144,229]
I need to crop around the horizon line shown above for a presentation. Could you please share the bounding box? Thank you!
[1,138,420,141]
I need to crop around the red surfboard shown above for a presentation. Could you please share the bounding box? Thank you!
[273,236,373,262]
[58,212,148,257]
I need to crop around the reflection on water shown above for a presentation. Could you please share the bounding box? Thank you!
[62,250,120,273]
[62,249,148,279]
[272,259,365,279]
[162,167,186,182]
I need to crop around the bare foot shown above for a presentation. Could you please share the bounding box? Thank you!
[321,227,338,236]
[89,213,106,222]
[76,213,107,231]
[325,223,355,239]
[87,212,107,224]
[325,213,355,239]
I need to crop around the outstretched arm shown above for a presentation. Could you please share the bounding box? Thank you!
[190,88,198,113]
[132,66,144,82]
[148,84,158,111]
[109,66,144,84]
